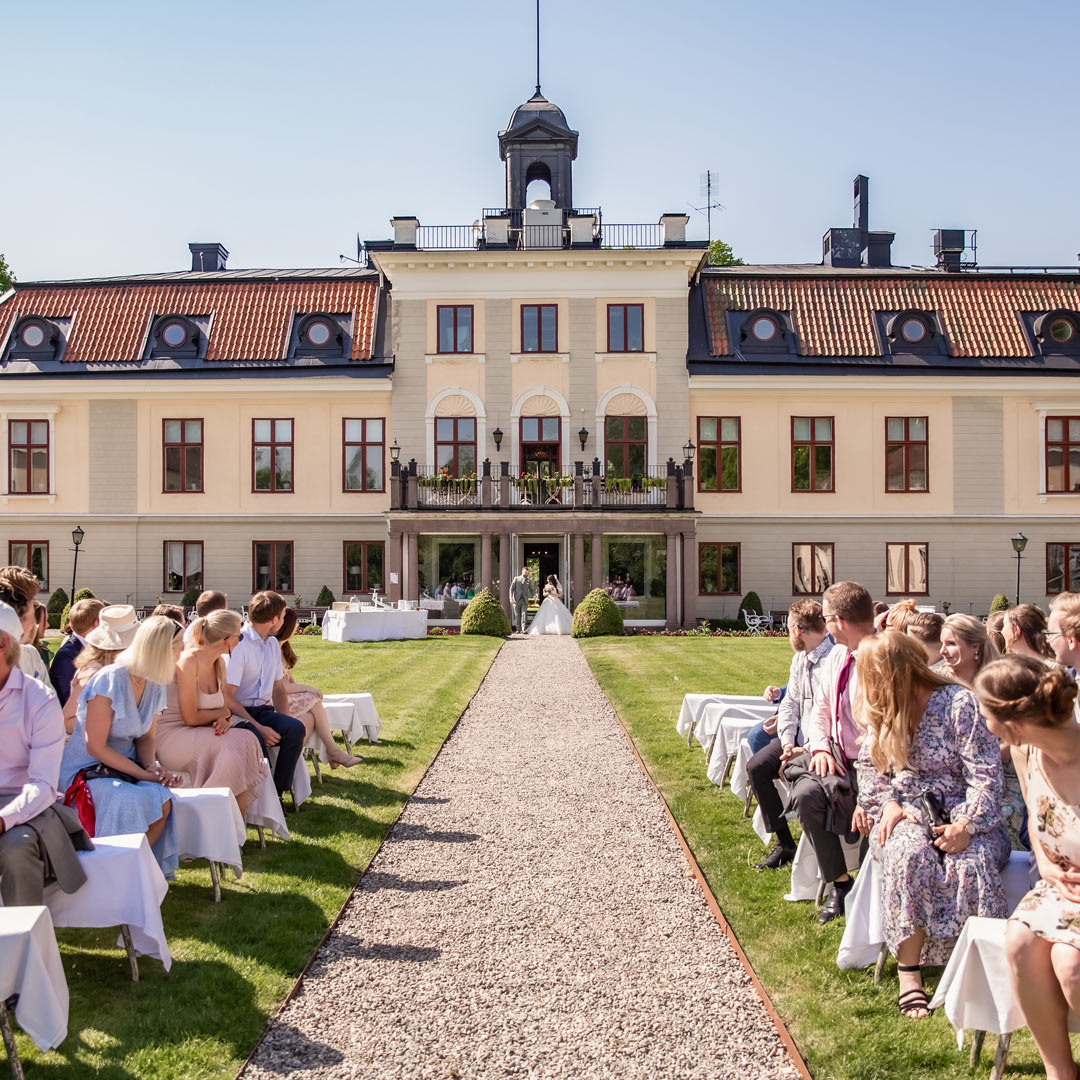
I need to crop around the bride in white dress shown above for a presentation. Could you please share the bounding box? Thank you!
[528,575,573,635]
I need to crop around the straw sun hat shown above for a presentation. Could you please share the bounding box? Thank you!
[84,604,140,650]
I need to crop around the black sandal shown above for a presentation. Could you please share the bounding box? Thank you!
[897,963,931,1019]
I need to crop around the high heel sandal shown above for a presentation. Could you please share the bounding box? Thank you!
[328,752,364,770]
[896,963,931,1019]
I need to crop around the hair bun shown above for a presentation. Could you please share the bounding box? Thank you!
[1036,665,1078,720]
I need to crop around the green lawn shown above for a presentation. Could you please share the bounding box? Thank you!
[579,636,1051,1080]
[10,635,502,1080]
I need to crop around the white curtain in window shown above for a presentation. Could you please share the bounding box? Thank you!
[167,543,185,578]
[186,544,202,579]
[886,545,905,593]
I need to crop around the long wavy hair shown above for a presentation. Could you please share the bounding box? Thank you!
[855,630,953,772]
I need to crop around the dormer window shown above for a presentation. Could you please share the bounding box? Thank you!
[6,316,61,362]
[291,312,347,359]
[881,309,946,356]
[148,314,200,359]
[898,316,928,344]
[1034,310,1080,354]
[733,307,794,354]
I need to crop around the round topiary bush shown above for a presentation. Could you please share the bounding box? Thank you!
[315,585,335,607]
[571,589,624,638]
[460,588,511,638]
[989,593,1010,614]
[740,591,763,617]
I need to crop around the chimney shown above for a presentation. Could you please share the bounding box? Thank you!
[188,242,228,272]
[853,175,869,233]
[823,175,893,268]
[391,217,419,247]
[933,229,966,272]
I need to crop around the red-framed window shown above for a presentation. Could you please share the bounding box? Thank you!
[252,541,293,594]
[434,417,477,477]
[792,416,834,492]
[520,416,561,475]
[885,542,929,595]
[1046,416,1080,493]
[604,416,647,478]
[8,419,49,494]
[164,541,203,594]
[436,305,473,353]
[163,418,204,492]
[252,418,293,493]
[8,542,48,592]
[343,541,385,594]
[698,416,740,492]
[343,418,385,492]
[521,304,558,352]
[607,304,644,352]
[1047,543,1080,594]
[885,417,928,492]
[792,543,834,595]
[698,543,740,595]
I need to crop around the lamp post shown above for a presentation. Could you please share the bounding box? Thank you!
[683,438,696,464]
[1011,532,1028,606]
[70,525,85,601]
[389,439,400,464]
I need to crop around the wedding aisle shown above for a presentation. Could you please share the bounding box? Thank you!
[241,636,802,1079]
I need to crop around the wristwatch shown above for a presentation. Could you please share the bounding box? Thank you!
[957,816,976,836]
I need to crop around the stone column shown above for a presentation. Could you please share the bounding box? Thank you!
[499,532,511,616]
[481,532,492,592]
[682,531,697,628]
[591,532,602,593]
[573,528,585,609]
[386,529,403,603]
[406,532,419,603]
[665,532,678,629]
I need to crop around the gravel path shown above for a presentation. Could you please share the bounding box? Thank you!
[241,636,802,1080]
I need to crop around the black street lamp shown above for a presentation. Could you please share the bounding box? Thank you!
[1011,532,1028,606]
[71,526,85,601]
[389,438,400,463]
[578,426,589,452]
[492,427,504,453]
[683,438,696,463]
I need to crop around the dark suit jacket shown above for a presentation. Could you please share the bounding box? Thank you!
[49,636,83,707]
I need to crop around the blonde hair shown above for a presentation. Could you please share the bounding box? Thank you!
[68,597,106,636]
[117,615,181,685]
[942,613,999,684]
[1051,592,1080,643]
[975,655,1078,730]
[189,610,242,688]
[986,612,1006,653]
[74,644,122,673]
[884,598,919,634]
[855,630,953,772]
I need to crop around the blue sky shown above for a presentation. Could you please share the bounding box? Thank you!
[5,0,1079,279]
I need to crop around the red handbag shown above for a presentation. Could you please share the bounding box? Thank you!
[62,772,96,837]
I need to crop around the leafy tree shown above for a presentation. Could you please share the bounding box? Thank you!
[0,254,13,292]
[708,239,744,267]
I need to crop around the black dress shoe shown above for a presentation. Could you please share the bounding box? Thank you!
[817,876,854,923]
[755,844,797,871]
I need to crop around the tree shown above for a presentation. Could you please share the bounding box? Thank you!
[708,239,744,267]
[0,253,14,293]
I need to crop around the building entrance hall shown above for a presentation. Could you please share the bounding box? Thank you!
[521,538,565,605]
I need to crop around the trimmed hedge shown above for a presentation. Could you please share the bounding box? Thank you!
[180,584,201,610]
[46,588,68,631]
[315,585,335,607]
[571,589,624,638]
[460,588,511,638]
[739,592,763,625]
[989,593,1010,614]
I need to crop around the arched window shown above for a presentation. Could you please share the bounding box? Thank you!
[294,312,344,357]
[525,161,553,205]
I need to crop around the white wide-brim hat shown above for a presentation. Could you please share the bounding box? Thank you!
[0,601,22,643]
[85,604,139,650]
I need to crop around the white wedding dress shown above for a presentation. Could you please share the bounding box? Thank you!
[528,584,573,635]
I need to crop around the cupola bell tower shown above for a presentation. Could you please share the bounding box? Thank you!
[498,90,578,210]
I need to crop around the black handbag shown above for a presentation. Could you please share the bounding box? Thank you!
[920,788,948,860]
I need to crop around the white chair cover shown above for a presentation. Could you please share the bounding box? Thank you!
[0,906,68,1050]
[785,832,863,904]
[170,787,247,877]
[322,693,382,744]
[675,694,768,743]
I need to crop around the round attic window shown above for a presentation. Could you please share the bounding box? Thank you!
[160,321,188,349]
[19,324,44,348]
[899,317,927,344]
[305,319,332,346]
[750,316,778,343]
[1049,318,1075,344]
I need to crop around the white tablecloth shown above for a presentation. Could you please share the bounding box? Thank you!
[785,831,864,903]
[704,708,773,785]
[171,787,246,877]
[38,834,171,970]
[246,767,290,840]
[928,916,1080,1044]
[675,694,770,742]
[0,906,67,1050]
[322,609,427,642]
[323,693,382,744]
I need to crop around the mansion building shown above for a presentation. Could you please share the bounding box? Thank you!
[2,89,1080,625]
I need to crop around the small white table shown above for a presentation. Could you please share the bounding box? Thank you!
[0,906,68,1057]
[321,609,427,642]
[170,787,247,900]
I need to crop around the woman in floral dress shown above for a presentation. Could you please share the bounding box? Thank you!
[976,656,1080,1080]
[853,631,1009,1018]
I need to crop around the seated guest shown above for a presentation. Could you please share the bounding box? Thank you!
[182,590,228,647]
[0,566,53,691]
[61,606,138,735]
[1047,592,1080,675]
[273,610,362,769]
[59,616,182,876]
[748,599,833,869]
[976,656,1080,1080]
[151,603,186,629]
[794,581,877,924]
[157,609,267,815]
[986,611,1007,654]
[50,598,106,707]
[31,602,49,664]
[0,600,91,905]
[854,631,1009,1018]
[907,611,945,667]
[224,591,306,802]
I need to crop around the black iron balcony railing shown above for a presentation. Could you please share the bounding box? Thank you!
[391,459,696,512]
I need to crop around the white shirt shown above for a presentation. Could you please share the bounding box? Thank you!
[0,666,65,831]
[18,645,53,692]
[224,624,283,708]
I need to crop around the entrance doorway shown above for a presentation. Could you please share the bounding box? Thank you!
[522,538,562,611]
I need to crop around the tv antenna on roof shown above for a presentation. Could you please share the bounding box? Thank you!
[690,170,725,246]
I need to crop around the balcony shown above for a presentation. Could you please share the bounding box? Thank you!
[391,460,696,512]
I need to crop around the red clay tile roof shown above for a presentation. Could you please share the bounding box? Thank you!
[703,271,1080,357]
[0,275,379,362]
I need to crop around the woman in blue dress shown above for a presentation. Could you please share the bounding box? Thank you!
[60,615,183,877]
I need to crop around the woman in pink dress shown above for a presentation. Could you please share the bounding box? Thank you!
[273,609,362,769]
[156,609,267,815]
